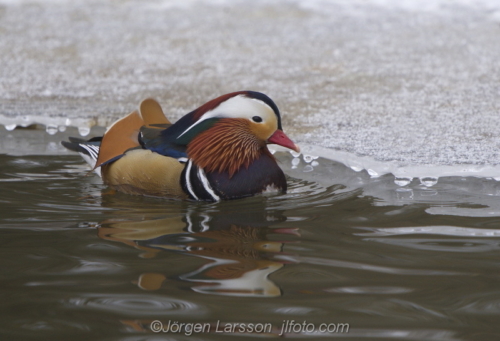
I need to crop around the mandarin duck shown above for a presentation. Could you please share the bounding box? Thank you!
[62,91,300,201]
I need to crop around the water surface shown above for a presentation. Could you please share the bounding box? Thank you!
[2,130,500,340]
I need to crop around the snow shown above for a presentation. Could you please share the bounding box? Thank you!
[1,0,500,179]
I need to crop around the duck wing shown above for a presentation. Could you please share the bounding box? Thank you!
[95,98,177,168]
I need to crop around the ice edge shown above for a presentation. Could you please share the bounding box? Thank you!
[3,121,500,182]
[276,144,500,181]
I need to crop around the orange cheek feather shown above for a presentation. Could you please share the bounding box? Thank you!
[187,119,262,177]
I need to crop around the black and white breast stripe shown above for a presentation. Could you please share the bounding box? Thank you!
[181,160,220,201]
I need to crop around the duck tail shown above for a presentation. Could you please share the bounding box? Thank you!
[61,136,103,175]
[62,98,171,174]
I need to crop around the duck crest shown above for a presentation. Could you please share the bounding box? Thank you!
[191,92,247,121]
[187,118,265,177]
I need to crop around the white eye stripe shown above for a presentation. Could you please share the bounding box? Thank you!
[249,97,274,110]
[177,95,275,139]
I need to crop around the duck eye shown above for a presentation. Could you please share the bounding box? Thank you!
[252,116,263,123]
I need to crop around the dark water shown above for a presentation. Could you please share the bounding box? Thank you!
[2,149,500,340]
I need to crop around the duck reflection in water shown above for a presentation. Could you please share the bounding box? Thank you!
[97,199,298,297]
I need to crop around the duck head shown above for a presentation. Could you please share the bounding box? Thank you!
[171,91,299,177]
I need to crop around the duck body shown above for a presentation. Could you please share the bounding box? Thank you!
[181,150,286,201]
[62,91,299,201]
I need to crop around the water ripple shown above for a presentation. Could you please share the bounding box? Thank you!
[292,328,459,340]
[65,294,206,316]
[273,306,323,315]
[21,319,90,332]
[356,226,500,237]
[366,238,500,253]
[275,255,464,276]
[267,178,361,210]
[325,286,413,294]
[458,297,500,314]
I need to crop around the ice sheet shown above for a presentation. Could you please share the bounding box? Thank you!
[1,0,500,179]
